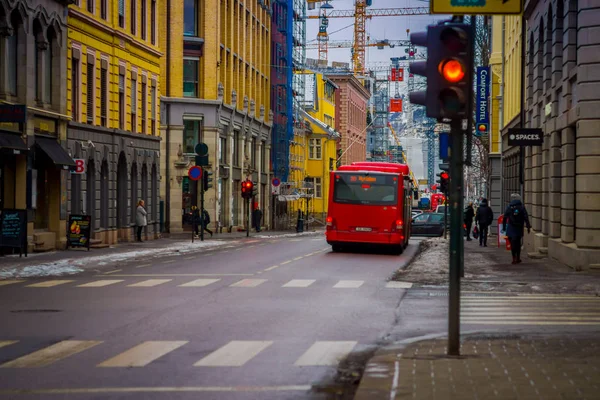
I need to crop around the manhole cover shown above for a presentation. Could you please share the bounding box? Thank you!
[11,309,62,313]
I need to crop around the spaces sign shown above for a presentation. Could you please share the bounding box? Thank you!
[475,66,490,137]
[508,128,544,146]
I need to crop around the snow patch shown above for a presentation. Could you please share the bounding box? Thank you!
[254,231,322,239]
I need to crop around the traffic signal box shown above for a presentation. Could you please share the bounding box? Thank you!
[241,180,254,199]
[437,171,449,193]
[408,22,474,120]
[203,170,213,192]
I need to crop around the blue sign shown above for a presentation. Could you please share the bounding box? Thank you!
[475,66,490,137]
[272,178,281,187]
[188,166,202,181]
[439,132,449,161]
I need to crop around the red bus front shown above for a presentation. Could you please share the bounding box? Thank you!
[325,169,409,254]
[431,193,446,210]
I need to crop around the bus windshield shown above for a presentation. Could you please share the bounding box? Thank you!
[333,173,398,205]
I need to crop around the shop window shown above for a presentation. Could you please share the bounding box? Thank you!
[119,73,125,129]
[130,0,137,35]
[151,0,156,44]
[86,59,94,124]
[183,120,201,154]
[309,138,322,160]
[118,0,125,27]
[100,65,108,127]
[183,58,199,97]
[141,81,147,134]
[71,57,80,121]
[184,0,198,37]
[101,0,108,19]
[131,77,137,132]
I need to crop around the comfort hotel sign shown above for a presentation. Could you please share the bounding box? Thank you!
[0,104,27,123]
[475,66,490,137]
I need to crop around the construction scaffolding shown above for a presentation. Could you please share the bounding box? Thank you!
[367,70,391,162]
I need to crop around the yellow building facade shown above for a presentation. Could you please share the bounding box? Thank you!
[66,0,163,245]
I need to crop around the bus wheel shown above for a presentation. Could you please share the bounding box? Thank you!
[392,246,404,255]
[332,245,343,252]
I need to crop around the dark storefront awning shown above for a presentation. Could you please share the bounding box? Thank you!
[0,131,28,152]
[35,136,75,167]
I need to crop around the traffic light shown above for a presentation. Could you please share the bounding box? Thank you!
[437,171,449,193]
[241,180,254,199]
[203,170,213,191]
[408,21,473,120]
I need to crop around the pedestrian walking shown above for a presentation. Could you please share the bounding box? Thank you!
[464,202,475,241]
[253,206,263,232]
[135,200,147,242]
[502,193,531,264]
[475,198,493,247]
[191,206,201,237]
[202,208,213,237]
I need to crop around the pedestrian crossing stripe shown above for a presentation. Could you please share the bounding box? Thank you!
[0,340,363,369]
[77,280,124,288]
[127,279,173,287]
[283,279,315,288]
[178,279,220,287]
[26,280,74,288]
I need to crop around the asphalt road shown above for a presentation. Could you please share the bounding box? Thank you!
[0,235,420,399]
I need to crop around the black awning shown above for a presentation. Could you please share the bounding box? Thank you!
[0,131,28,152]
[35,136,75,167]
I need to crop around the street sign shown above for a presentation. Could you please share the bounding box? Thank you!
[439,132,449,161]
[430,0,523,15]
[73,159,86,174]
[508,128,544,146]
[0,104,26,123]
[475,66,490,137]
[195,142,209,156]
[272,177,281,187]
[188,166,203,181]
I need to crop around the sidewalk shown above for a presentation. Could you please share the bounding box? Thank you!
[355,333,600,400]
[0,228,323,279]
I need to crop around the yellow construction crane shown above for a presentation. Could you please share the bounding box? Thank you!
[306,2,429,75]
[305,39,410,50]
[387,122,419,189]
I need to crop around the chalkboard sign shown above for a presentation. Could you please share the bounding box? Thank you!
[0,209,27,257]
[67,214,91,251]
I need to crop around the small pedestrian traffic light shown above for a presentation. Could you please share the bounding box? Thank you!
[437,171,449,193]
[203,170,213,191]
[241,180,254,199]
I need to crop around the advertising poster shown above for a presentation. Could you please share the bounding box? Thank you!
[67,214,92,250]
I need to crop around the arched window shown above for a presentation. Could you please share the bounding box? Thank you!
[45,26,55,104]
[86,160,96,232]
[7,10,21,96]
[100,160,109,229]
[33,19,44,102]
[131,162,138,224]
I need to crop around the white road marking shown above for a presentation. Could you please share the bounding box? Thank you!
[386,281,413,289]
[294,341,357,366]
[97,341,188,367]
[0,341,18,349]
[263,265,280,272]
[179,279,220,287]
[194,341,273,367]
[290,239,302,242]
[27,280,74,288]
[280,260,292,265]
[0,386,313,394]
[0,340,102,368]
[282,279,315,288]
[0,280,23,286]
[77,280,124,288]
[292,257,303,261]
[333,280,364,289]
[230,279,267,288]
[135,264,152,269]
[127,279,172,287]
[103,269,122,275]
[162,260,176,264]
[99,273,253,277]
[184,256,196,260]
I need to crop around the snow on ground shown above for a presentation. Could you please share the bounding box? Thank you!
[253,231,323,239]
[0,240,233,279]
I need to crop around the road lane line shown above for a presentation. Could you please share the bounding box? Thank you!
[333,280,364,289]
[162,260,176,264]
[128,279,173,287]
[0,341,18,349]
[292,257,303,261]
[98,273,253,277]
[0,385,313,395]
[103,269,122,275]
[27,280,74,288]
[290,239,302,242]
[282,279,315,288]
[194,341,273,367]
[386,281,413,289]
[135,264,152,269]
[179,279,220,287]
[461,320,600,325]
[304,253,315,257]
[0,340,102,368]
[184,256,196,260]
[294,341,357,366]
[97,341,188,367]
[280,260,292,265]
[230,279,267,288]
[0,280,24,286]
[77,280,124,288]
[263,265,280,272]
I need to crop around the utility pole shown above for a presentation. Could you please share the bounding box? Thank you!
[200,167,205,242]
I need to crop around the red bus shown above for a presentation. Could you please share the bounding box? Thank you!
[430,193,446,211]
[325,162,413,254]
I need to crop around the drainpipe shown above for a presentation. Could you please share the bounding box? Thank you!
[165,0,171,232]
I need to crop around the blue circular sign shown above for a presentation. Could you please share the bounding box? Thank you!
[272,178,281,187]
[188,166,202,181]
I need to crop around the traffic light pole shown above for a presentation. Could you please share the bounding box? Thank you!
[200,168,205,242]
[444,190,448,239]
[448,119,464,356]
[247,198,250,237]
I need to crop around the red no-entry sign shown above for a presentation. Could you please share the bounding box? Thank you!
[188,166,203,181]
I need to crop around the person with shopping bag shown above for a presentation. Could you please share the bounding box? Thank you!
[475,198,494,247]
[502,193,531,264]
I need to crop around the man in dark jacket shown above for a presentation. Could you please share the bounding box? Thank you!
[475,198,494,247]
[202,209,213,237]
[502,193,531,264]
[252,207,263,232]
[464,202,475,241]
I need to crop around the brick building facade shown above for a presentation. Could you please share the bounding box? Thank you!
[507,0,600,269]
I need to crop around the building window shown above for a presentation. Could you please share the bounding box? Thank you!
[233,131,240,167]
[261,142,266,172]
[101,0,107,19]
[87,0,94,13]
[141,81,147,133]
[184,0,198,36]
[251,138,257,168]
[324,114,334,127]
[7,30,18,95]
[183,58,199,97]
[71,57,80,121]
[86,60,94,124]
[183,120,201,154]
[44,35,54,104]
[130,0,136,34]
[219,137,227,164]
[34,40,40,101]
[150,0,156,45]
[118,73,125,129]
[311,177,322,198]
[131,77,137,132]
[100,65,108,126]
[118,0,125,27]
[150,84,156,135]
[141,0,147,40]
[309,138,322,159]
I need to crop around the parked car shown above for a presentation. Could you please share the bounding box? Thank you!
[435,205,447,214]
[411,212,445,237]
[411,209,424,218]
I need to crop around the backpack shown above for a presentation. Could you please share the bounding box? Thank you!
[509,204,525,228]
[202,210,210,224]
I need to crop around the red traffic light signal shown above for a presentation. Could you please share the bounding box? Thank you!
[440,172,449,180]
[241,180,254,199]
[440,59,465,83]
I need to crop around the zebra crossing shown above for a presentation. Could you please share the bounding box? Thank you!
[461,294,600,326]
[0,278,413,290]
[0,339,357,369]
